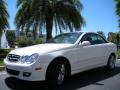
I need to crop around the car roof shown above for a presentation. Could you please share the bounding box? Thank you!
[63,31,98,35]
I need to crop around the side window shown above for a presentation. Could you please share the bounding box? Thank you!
[81,34,92,44]
[96,35,106,44]
[90,34,98,45]
[81,33,107,45]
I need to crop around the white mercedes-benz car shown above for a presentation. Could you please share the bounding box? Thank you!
[4,32,117,86]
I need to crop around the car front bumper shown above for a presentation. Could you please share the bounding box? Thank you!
[4,61,46,81]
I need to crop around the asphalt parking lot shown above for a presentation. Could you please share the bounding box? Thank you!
[0,60,120,90]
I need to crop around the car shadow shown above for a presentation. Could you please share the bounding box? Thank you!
[5,66,120,90]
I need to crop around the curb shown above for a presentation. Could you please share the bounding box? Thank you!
[0,66,5,71]
[117,59,120,63]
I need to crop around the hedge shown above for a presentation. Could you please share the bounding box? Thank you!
[0,49,12,58]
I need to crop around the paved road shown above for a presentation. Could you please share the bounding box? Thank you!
[1,61,120,90]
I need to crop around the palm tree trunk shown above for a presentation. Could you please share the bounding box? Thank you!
[46,15,53,41]
[33,29,37,40]
[33,23,37,40]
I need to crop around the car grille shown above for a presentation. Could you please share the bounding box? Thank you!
[6,68,20,76]
[7,54,20,62]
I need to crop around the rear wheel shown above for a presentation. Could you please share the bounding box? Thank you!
[106,55,116,70]
[46,60,68,86]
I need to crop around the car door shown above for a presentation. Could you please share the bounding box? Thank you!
[74,33,107,71]
[94,34,109,64]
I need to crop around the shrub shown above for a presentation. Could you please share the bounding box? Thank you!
[18,36,34,47]
[0,58,4,66]
[34,37,43,45]
[18,36,44,47]
[0,49,12,58]
[117,49,120,59]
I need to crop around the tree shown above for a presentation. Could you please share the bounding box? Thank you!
[115,0,120,28]
[6,30,16,48]
[116,33,120,45]
[97,31,106,39]
[0,0,9,33]
[15,0,85,40]
[107,32,120,44]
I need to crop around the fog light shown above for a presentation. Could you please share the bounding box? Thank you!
[23,72,31,77]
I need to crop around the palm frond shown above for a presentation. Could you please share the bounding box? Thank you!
[15,0,85,40]
[0,0,9,31]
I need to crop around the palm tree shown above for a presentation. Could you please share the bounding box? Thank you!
[0,0,9,34]
[115,0,120,28]
[15,0,85,40]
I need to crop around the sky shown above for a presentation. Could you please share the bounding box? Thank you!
[6,0,119,36]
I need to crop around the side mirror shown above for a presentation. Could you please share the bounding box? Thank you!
[81,41,91,46]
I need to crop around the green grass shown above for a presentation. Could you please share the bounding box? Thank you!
[0,58,4,66]
[0,48,11,66]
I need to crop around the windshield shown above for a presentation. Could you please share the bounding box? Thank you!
[47,32,82,44]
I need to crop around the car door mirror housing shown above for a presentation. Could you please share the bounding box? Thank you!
[81,41,91,46]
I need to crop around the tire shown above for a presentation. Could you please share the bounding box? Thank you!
[106,55,116,70]
[46,60,68,86]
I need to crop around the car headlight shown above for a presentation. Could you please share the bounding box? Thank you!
[20,55,29,63]
[20,53,39,64]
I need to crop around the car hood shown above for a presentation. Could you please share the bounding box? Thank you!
[10,44,73,56]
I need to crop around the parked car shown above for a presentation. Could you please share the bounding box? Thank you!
[4,32,117,86]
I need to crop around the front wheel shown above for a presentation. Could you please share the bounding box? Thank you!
[106,55,116,70]
[46,60,67,86]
